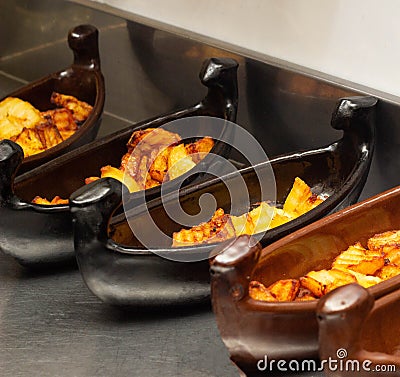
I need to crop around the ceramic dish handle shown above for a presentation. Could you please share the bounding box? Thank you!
[210,235,261,303]
[70,177,122,247]
[68,24,101,70]
[0,140,24,204]
[317,283,400,376]
[199,57,238,121]
[332,96,377,142]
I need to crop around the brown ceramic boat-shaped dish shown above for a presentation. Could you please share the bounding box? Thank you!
[70,96,376,307]
[1,24,105,174]
[0,57,238,266]
[210,184,400,376]
[317,283,400,377]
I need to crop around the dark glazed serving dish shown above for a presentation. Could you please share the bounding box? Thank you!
[0,57,238,266]
[70,96,376,307]
[317,284,400,377]
[210,184,400,376]
[0,24,105,174]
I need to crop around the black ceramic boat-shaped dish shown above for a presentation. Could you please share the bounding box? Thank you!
[0,57,239,266]
[210,183,400,377]
[0,24,105,174]
[70,96,377,307]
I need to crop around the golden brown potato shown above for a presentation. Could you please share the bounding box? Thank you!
[127,128,180,152]
[149,146,171,183]
[268,279,300,301]
[283,177,324,218]
[300,269,356,297]
[295,287,317,301]
[100,165,140,193]
[185,136,214,163]
[41,108,77,140]
[0,97,42,139]
[35,123,64,149]
[345,270,382,288]
[249,281,277,302]
[32,195,69,205]
[332,242,385,275]
[50,92,93,123]
[376,264,400,280]
[172,208,236,246]
[11,128,45,157]
[367,230,400,251]
[167,144,196,181]
[383,246,400,266]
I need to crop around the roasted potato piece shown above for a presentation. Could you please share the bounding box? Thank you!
[332,242,385,275]
[367,230,400,251]
[344,270,382,288]
[149,146,171,183]
[100,165,141,193]
[50,92,93,123]
[167,144,196,181]
[283,177,324,218]
[268,279,300,301]
[127,128,180,151]
[185,136,214,163]
[41,108,77,140]
[376,264,400,280]
[231,202,276,236]
[85,176,100,185]
[383,246,400,266]
[32,195,69,205]
[300,269,356,297]
[295,287,317,301]
[145,176,160,189]
[172,208,236,246]
[35,123,64,149]
[11,128,45,157]
[249,281,277,302]
[269,207,292,228]
[0,97,42,139]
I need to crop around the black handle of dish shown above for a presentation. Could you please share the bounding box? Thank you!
[70,177,122,246]
[0,140,23,205]
[331,95,377,134]
[210,235,262,302]
[200,57,239,122]
[68,24,101,70]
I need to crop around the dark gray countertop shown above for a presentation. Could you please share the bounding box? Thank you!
[1,1,399,376]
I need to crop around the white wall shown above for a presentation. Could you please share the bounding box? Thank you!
[90,0,400,97]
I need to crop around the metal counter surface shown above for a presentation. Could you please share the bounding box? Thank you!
[1,1,399,376]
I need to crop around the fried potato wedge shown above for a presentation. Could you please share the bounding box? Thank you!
[367,230,400,251]
[32,195,69,205]
[167,144,196,181]
[383,246,400,266]
[0,97,42,139]
[345,270,382,288]
[249,281,277,302]
[35,123,64,149]
[295,288,317,301]
[332,242,385,275]
[149,146,171,183]
[50,92,93,123]
[376,264,400,280]
[100,165,141,193]
[283,177,324,218]
[11,128,45,157]
[268,279,300,301]
[185,136,214,163]
[300,269,356,297]
[172,208,236,246]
